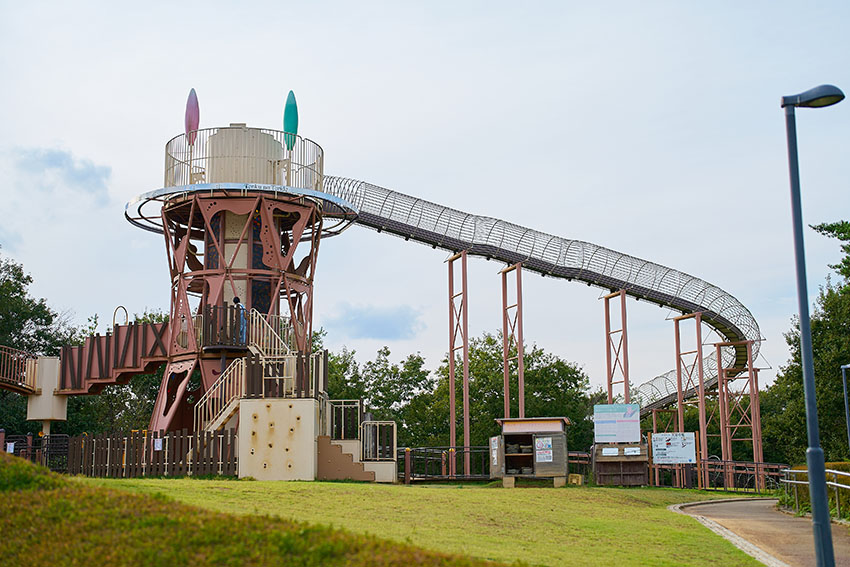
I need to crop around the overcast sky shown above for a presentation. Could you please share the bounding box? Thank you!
[2,1,849,395]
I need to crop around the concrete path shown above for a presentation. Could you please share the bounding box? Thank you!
[680,498,850,567]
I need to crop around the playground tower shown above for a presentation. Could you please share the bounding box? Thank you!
[125,91,357,435]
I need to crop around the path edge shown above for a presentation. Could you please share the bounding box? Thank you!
[669,498,790,567]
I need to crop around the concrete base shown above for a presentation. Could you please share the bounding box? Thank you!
[502,476,516,488]
[553,476,566,488]
[238,398,318,481]
[363,461,397,483]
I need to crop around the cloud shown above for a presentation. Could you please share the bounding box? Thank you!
[324,303,424,340]
[14,147,111,205]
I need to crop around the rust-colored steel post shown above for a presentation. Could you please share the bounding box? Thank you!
[516,265,525,417]
[501,271,511,418]
[448,256,457,477]
[673,313,708,488]
[603,290,630,404]
[501,263,526,419]
[462,252,471,474]
[404,448,411,484]
[447,251,470,476]
[674,322,685,434]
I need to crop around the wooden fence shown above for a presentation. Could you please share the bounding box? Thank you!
[67,429,237,478]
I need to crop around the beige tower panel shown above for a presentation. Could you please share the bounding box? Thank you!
[238,398,318,481]
[207,125,285,185]
[26,357,67,422]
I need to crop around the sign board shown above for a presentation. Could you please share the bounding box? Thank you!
[601,447,618,456]
[153,438,163,452]
[594,404,640,443]
[535,436,553,462]
[651,432,696,464]
[490,436,499,466]
[624,446,641,456]
[5,442,14,454]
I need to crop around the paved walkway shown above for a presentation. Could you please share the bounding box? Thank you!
[681,499,850,567]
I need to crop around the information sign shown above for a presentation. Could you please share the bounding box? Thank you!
[593,404,640,443]
[651,432,696,464]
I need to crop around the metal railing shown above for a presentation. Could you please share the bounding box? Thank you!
[164,126,323,192]
[361,421,396,462]
[2,433,69,472]
[0,346,38,393]
[194,358,246,431]
[399,446,491,482]
[249,309,292,358]
[782,468,850,518]
[649,459,786,493]
[329,400,361,440]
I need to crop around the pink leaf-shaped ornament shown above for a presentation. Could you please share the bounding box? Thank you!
[185,88,200,145]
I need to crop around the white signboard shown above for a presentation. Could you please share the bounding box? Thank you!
[536,450,553,463]
[651,432,696,464]
[6,442,14,454]
[594,404,641,443]
[490,436,499,466]
[153,438,164,452]
[601,447,619,456]
[624,446,641,456]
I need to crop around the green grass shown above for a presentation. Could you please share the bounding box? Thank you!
[0,453,505,567]
[78,476,762,567]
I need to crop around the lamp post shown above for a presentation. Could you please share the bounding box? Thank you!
[842,365,850,460]
[782,83,844,567]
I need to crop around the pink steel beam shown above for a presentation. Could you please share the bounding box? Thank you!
[673,312,708,488]
[501,263,525,418]
[603,290,630,404]
[447,251,470,476]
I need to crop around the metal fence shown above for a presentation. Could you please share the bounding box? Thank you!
[650,459,786,493]
[67,430,237,477]
[398,446,491,482]
[782,468,850,519]
[2,433,69,472]
[164,126,323,192]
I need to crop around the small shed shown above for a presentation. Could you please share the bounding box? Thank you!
[490,417,570,487]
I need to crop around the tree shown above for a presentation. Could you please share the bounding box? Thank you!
[333,331,596,451]
[761,220,850,465]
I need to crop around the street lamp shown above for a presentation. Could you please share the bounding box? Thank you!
[782,84,844,567]
[842,365,850,460]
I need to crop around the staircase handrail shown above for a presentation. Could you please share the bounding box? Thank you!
[194,358,246,432]
[249,309,292,358]
[0,345,38,393]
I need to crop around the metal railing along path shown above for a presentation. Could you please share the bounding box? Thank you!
[321,176,762,413]
[782,468,850,518]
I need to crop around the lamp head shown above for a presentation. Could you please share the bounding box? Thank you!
[782,84,845,108]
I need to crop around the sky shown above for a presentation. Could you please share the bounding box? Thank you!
[1,1,850,396]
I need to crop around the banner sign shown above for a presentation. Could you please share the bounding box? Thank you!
[593,404,640,443]
[651,432,696,464]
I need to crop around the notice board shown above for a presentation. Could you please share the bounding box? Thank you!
[651,432,696,464]
[593,404,640,443]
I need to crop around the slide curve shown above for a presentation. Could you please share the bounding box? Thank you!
[321,176,761,415]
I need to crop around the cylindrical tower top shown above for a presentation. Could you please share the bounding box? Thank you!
[164,124,323,191]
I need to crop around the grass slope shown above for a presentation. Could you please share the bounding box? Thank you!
[81,477,762,567]
[0,454,506,567]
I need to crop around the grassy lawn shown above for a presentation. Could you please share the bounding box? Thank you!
[80,477,762,567]
[0,454,501,567]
